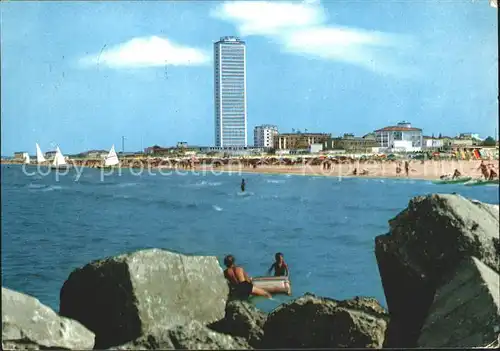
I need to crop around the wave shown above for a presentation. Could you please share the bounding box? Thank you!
[212,205,223,211]
[27,183,46,189]
[266,179,286,184]
[184,180,222,188]
[26,184,63,192]
[237,191,254,197]
[343,203,401,212]
[38,185,63,192]
[115,182,140,188]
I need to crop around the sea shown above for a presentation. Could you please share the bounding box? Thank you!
[1,164,499,313]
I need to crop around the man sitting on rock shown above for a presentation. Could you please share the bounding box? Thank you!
[223,255,271,299]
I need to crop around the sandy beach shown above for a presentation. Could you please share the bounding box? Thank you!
[189,159,499,181]
[2,158,498,181]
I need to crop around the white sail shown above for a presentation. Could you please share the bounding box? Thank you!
[104,145,119,166]
[491,0,497,8]
[53,147,67,167]
[36,143,46,163]
[24,154,31,164]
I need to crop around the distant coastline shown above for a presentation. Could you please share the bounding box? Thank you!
[2,158,498,181]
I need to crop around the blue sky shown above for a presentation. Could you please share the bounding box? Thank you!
[1,0,498,155]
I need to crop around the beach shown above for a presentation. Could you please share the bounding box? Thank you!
[195,159,499,180]
[2,158,499,181]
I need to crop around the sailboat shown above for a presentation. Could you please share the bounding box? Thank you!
[24,153,31,164]
[36,143,47,164]
[50,147,70,170]
[101,145,120,169]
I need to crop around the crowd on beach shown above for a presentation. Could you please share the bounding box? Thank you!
[2,154,499,181]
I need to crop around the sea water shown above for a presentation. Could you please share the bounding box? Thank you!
[1,164,498,312]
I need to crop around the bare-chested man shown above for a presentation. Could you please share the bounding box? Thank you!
[223,255,271,299]
[478,161,490,180]
[404,160,410,177]
[452,169,462,179]
[488,164,498,180]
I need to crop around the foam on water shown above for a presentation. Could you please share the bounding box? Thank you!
[116,182,140,188]
[184,180,223,188]
[266,179,286,184]
[27,183,46,189]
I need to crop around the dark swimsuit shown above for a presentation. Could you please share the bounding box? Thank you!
[228,267,253,299]
[273,263,288,277]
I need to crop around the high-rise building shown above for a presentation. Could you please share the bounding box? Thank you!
[254,125,278,148]
[214,36,247,148]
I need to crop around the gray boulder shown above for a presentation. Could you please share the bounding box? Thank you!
[168,320,250,350]
[59,249,229,349]
[208,300,267,347]
[108,329,174,350]
[108,320,251,350]
[2,287,95,350]
[261,293,388,348]
[375,194,500,347]
[417,256,500,347]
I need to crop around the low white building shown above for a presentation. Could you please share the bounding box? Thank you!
[375,121,423,152]
[423,138,444,149]
[254,125,278,148]
[309,143,323,154]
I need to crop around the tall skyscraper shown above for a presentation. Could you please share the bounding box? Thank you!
[214,36,247,148]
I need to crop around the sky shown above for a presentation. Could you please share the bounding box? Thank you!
[1,0,498,155]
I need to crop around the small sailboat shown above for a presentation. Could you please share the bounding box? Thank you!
[36,143,47,164]
[98,145,120,169]
[51,147,70,170]
[24,153,31,164]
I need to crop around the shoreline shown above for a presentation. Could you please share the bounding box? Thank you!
[2,159,498,182]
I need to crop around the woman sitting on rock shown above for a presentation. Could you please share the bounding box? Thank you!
[223,255,271,299]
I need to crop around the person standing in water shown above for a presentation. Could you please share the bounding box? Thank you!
[268,252,289,277]
[241,179,246,192]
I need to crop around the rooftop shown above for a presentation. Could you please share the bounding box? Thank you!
[375,126,422,132]
[278,132,331,136]
[217,36,245,44]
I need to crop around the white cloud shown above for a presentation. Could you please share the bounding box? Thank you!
[211,1,419,78]
[210,1,325,36]
[79,36,210,69]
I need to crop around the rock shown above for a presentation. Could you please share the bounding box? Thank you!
[261,293,388,348]
[108,329,174,350]
[59,249,229,349]
[208,300,267,347]
[168,320,250,350]
[2,287,95,350]
[375,194,500,347]
[417,256,500,347]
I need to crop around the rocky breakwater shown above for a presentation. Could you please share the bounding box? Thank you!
[58,248,239,349]
[209,294,389,349]
[2,287,95,350]
[375,193,500,348]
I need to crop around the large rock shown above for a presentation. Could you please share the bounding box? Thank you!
[417,256,500,347]
[261,293,388,348]
[59,249,229,349]
[109,320,251,350]
[108,330,174,350]
[2,287,95,350]
[208,300,267,347]
[375,194,500,347]
[168,320,250,349]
